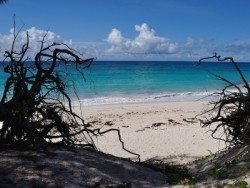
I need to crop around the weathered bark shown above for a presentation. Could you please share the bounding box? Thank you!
[0,0,7,4]
[0,19,140,161]
[197,53,250,145]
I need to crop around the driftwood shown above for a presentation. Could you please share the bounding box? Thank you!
[0,0,7,4]
[0,18,140,161]
[197,53,250,145]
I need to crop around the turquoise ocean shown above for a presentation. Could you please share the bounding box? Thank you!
[1,61,250,106]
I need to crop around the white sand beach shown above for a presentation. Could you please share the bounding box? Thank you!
[80,100,226,163]
[1,100,247,187]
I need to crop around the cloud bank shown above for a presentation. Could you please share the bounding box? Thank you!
[0,27,99,59]
[107,23,178,54]
[1,24,250,61]
[0,27,61,53]
[185,37,195,48]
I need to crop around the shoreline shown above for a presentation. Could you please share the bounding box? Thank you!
[71,90,218,107]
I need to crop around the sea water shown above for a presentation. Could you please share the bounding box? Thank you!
[1,61,250,106]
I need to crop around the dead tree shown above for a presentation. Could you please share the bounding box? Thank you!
[0,0,7,4]
[197,53,250,146]
[0,20,140,161]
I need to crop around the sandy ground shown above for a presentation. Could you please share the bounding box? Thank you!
[1,100,248,187]
[0,147,167,187]
[78,100,226,163]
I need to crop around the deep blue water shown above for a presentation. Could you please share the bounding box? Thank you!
[1,61,250,105]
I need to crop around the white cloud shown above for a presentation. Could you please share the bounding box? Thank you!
[185,37,194,48]
[107,28,123,45]
[2,26,250,61]
[0,27,99,59]
[0,27,61,53]
[107,23,178,54]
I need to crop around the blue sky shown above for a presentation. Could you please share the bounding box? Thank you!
[0,0,250,61]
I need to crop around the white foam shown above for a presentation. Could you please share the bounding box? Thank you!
[71,91,219,107]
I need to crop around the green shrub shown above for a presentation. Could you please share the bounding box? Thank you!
[234,179,248,188]
[143,161,195,185]
[207,167,229,180]
[237,164,247,174]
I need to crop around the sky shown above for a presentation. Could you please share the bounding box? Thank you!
[0,0,250,61]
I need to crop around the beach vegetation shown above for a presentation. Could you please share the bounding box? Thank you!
[234,179,248,188]
[142,161,195,185]
[237,164,247,174]
[116,182,132,188]
[216,179,248,188]
[207,166,229,180]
